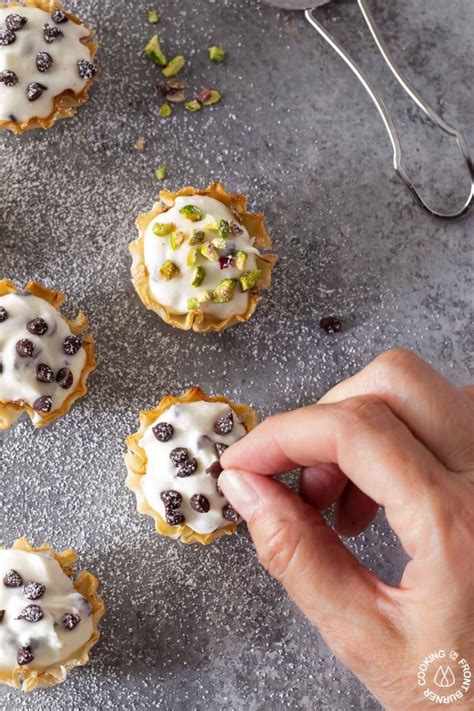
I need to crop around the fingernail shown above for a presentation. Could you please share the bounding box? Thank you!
[219,470,260,520]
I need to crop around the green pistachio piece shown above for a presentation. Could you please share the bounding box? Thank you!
[159,102,172,118]
[179,204,203,222]
[202,89,221,106]
[186,247,200,267]
[187,297,200,311]
[211,236,226,250]
[145,34,167,66]
[153,222,175,236]
[239,269,262,292]
[155,166,167,180]
[212,278,237,303]
[200,241,219,261]
[217,218,231,239]
[185,100,201,112]
[203,216,218,232]
[160,260,180,281]
[234,250,248,270]
[188,230,205,245]
[170,231,186,250]
[209,46,225,62]
[197,289,211,304]
[191,266,206,287]
[147,10,160,23]
[162,55,185,77]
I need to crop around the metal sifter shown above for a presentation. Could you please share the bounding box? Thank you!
[263,0,473,219]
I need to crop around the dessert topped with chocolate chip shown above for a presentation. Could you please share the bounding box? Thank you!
[0,548,93,671]
[0,4,97,125]
[139,400,245,535]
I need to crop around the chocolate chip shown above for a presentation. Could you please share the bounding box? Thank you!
[51,8,68,23]
[3,569,22,587]
[63,335,82,355]
[27,317,48,336]
[153,422,174,442]
[169,447,188,467]
[36,363,55,384]
[5,13,27,31]
[160,490,182,509]
[219,255,234,270]
[0,610,4,622]
[16,604,43,623]
[215,442,228,458]
[23,581,46,600]
[214,411,234,435]
[36,51,53,72]
[56,367,73,389]
[0,70,18,87]
[190,494,210,513]
[206,461,223,478]
[319,316,342,334]
[0,29,16,46]
[33,395,52,413]
[17,645,34,665]
[176,458,198,477]
[43,23,63,42]
[77,59,98,80]
[165,510,185,526]
[26,82,47,101]
[223,504,239,522]
[0,306,8,322]
[62,612,81,630]
[16,338,34,358]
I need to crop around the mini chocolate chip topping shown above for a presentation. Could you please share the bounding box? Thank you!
[17,645,34,666]
[33,395,52,413]
[3,569,23,587]
[190,494,210,513]
[160,490,182,509]
[36,51,53,72]
[169,447,188,467]
[222,503,239,522]
[165,510,185,526]
[23,581,46,600]
[63,334,82,356]
[16,338,34,358]
[16,604,43,623]
[26,82,47,102]
[43,23,63,43]
[0,70,18,87]
[215,442,228,458]
[77,59,98,80]
[5,13,28,31]
[214,411,234,435]
[0,306,8,322]
[56,367,73,389]
[0,29,16,46]
[36,363,55,384]
[0,610,4,622]
[62,612,81,630]
[51,8,69,24]
[319,316,342,334]
[206,461,223,478]
[153,422,174,442]
[176,458,198,477]
[26,317,48,336]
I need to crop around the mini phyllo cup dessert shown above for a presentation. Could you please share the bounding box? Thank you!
[125,387,257,544]
[0,279,95,429]
[0,537,104,692]
[130,182,277,332]
[0,1,98,134]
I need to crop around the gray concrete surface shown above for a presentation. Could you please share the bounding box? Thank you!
[0,0,472,709]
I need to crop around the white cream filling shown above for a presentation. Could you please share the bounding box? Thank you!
[0,292,86,423]
[140,400,246,535]
[0,7,93,122]
[143,195,260,319]
[0,549,93,671]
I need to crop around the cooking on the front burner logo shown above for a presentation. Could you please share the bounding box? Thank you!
[417,650,471,704]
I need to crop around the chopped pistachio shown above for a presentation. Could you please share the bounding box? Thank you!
[162,55,185,77]
[170,231,186,250]
[187,297,199,311]
[160,260,180,281]
[203,216,218,232]
[217,218,231,239]
[197,289,211,304]
[211,236,227,250]
[145,34,167,66]
[153,222,175,236]
[147,10,160,23]
[212,278,237,303]
[234,250,248,270]
[200,241,219,261]
[159,102,172,118]
[184,99,201,112]
[202,89,221,106]
[209,46,225,62]
[188,229,205,245]
[239,269,262,292]
[155,165,167,180]
[191,266,206,287]
[186,247,200,267]
[196,88,212,103]
[179,204,203,222]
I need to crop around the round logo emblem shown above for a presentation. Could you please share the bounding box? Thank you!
[417,650,471,704]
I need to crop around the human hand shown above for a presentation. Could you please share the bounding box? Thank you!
[219,349,474,710]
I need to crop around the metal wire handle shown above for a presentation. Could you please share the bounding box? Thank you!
[305,0,474,219]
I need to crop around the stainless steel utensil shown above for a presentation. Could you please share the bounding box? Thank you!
[264,0,473,219]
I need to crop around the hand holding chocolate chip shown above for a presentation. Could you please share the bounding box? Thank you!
[219,349,474,710]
